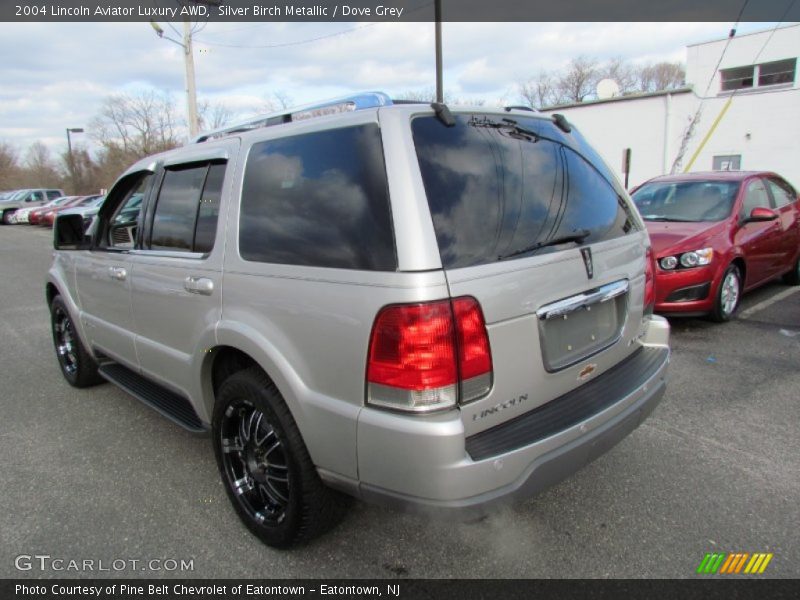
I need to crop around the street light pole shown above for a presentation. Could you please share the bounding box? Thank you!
[66,127,84,194]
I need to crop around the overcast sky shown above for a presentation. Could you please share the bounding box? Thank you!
[0,21,785,157]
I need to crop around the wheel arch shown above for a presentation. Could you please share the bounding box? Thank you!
[199,323,360,480]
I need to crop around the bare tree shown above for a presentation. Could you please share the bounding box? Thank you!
[0,142,22,190]
[636,62,686,93]
[393,88,486,106]
[90,90,180,158]
[262,90,294,113]
[557,56,600,104]
[198,99,233,131]
[600,57,638,95]
[518,70,559,109]
[23,142,62,187]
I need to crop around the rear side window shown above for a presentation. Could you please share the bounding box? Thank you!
[149,162,225,253]
[412,114,638,269]
[239,125,396,271]
[767,178,797,208]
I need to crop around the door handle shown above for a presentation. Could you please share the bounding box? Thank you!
[108,266,127,281]
[184,276,214,296]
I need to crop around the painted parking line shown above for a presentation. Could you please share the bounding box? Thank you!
[738,286,800,319]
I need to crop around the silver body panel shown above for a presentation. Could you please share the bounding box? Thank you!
[47,104,670,509]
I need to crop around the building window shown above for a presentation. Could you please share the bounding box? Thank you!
[720,66,754,91]
[758,58,796,86]
[720,58,796,92]
[712,155,741,171]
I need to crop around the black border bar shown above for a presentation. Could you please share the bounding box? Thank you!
[3,0,800,22]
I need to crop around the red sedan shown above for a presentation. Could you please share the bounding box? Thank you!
[40,195,100,227]
[631,171,800,321]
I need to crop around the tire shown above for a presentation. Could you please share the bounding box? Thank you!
[783,255,800,286]
[709,264,741,322]
[213,367,349,548]
[2,210,14,225]
[50,295,104,387]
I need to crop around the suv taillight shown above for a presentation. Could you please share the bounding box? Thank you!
[366,297,492,413]
[644,246,656,316]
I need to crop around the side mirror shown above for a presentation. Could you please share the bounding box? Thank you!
[54,214,90,250]
[743,207,778,223]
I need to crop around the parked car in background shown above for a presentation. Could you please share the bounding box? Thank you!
[39,195,102,227]
[55,195,105,229]
[29,196,81,225]
[0,188,64,224]
[631,171,800,321]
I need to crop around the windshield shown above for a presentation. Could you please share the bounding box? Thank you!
[632,181,739,222]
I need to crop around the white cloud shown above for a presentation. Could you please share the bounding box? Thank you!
[0,20,786,156]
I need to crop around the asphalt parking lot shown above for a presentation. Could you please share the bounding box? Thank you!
[1,225,798,579]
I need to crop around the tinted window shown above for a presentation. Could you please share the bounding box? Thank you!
[151,165,208,251]
[767,178,796,208]
[194,163,225,253]
[632,181,739,222]
[412,114,638,268]
[147,162,225,253]
[46,191,61,200]
[240,125,396,270]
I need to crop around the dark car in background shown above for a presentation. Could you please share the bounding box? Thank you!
[631,171,800,321]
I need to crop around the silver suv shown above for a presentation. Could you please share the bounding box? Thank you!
[2,188,64,224]
[48,93,670,548]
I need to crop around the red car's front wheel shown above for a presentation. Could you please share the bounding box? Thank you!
[710,264,741,322]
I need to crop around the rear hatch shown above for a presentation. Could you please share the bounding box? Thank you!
[411,111,650,437]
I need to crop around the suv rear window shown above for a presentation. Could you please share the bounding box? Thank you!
[412,114,638,269]
[240,125,396,271]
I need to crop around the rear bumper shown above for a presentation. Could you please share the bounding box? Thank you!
[352,316,670,516]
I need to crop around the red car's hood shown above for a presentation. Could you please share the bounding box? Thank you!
[645,221,727,256]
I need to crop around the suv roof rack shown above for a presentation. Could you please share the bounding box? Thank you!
[192,92,393,143]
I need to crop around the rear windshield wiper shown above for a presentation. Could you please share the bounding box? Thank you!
[468,116,539,142]
[498,229,591,261]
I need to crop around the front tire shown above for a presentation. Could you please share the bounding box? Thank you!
[2,210,14,225]
[710,264,741,322]
[212,367,348,548]
[50,295,104,387]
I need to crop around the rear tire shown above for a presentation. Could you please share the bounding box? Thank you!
[50,295,104,387]
[709,264,741,322]
[212,367,349,548]
[2,210,14,225]
[783,256,800,286]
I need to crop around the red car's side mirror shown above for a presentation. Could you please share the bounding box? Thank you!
[744,207,779,223]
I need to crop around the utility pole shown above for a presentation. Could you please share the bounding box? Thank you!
[182,19,199,137]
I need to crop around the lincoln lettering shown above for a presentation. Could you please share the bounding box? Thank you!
[473,394,530,421]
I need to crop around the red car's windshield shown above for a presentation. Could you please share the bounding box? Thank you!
[632,181,739,222]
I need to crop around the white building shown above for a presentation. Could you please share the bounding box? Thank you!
[542,24,800,190]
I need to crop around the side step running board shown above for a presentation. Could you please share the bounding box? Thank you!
[98,363,207,433]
